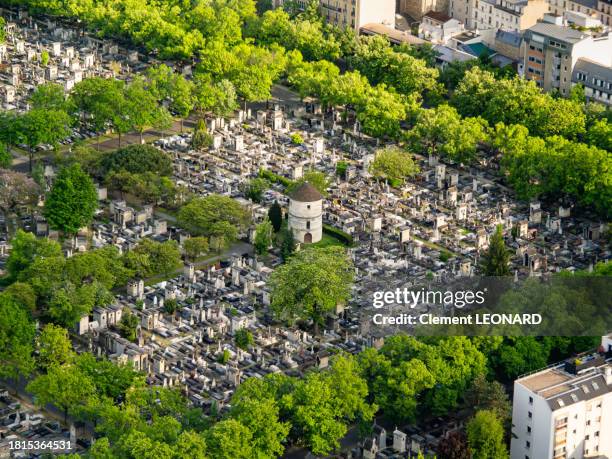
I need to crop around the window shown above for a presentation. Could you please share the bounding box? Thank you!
[586,435,590,440]
[527,426,532,433]
[529,396,534,404]
[306,221,311,229]
[595,431,600,437]
[528,411,532,419]
[307,205,311,209]
[571,393,578,402]
[526,441,531,448]
[558,399,565,407]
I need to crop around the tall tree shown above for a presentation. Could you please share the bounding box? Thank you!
[481,225,510,276]
[270,246,354,334]
[254,218,273,255]
[0,294,36,380]
[369,146,420,185]
[178,195,250,239]
[36,323,75,370]
[44,163,98,235]
[466,410,509,459]
[268,201,283,233]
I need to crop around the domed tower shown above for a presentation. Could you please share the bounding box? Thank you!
[288,182,323,244]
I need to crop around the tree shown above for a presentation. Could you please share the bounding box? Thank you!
[268,201,283,233]
[229,396,289,458]
[29,83,68,111]
[2,282,37,312]
[496,337,549,380]
[44,163,98,235]
[285,372,348,455]
[27,363,96,423]
[206,419,253,459]
[178,195,250,239]
[123,76,171,143]
[5,230,62,281]
[234,328,254,350]
[125,239,182,278]
[191,119,214,150]
[36,324,75,370]
[0,294,36,379]
[0,170,40,226]
[407,105,487,164]
[464,374,511,421]
[0,143,11,168]
[254,218,273,255]
[40,49,49,66]
[481,225,510,276]
[244,177,269,203]
[75,353,143,402]
[101,144,173,176]
[356,85,407,139]
[15,108,71,171]
[48,284,97,328]
[437,431,470,459]
[270,246,354,334]
[119,308,139,342]
[287,171,330,196]
[466,410,509,459]
[369,147,419,185]
[70,77,125,149]
[183,237,209,261]
[280,226,296,262]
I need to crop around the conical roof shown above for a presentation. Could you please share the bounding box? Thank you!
[288,181,323,202]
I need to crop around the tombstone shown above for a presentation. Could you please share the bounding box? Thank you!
[3,85,15,104]
[65,46,75,58]
[52,42,61,57]
[456,204,467,221]
[460,260,471,276]
[127,279,145,299]
[128,51,139,63]
[558,205,570,218]
[518,220,528,239]
[26,49,36,62]
[428,154,438,166]
[10,73,20,87]
[45,65,58,80]
[476,229,488,250]
[393,429,407,453]
[65,78,75,91]
[472,178,478,192]
[73,70,83,84]
[15,41,26,54]
[314,138,324,154]
[292,164,303,180]
[529,201,542,224]
[212,134,223,150]
[0,44,7,62]
[399,227,410,243]
[446,187,457,205]
[234,135,244,152]
[154,220,167,235]
[434,214,446,229]
[272,110,283,131]
[83,53,95,68]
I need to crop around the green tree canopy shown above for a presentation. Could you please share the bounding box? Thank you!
[178,195,250,240]
[466,410,509,459]
[44,163,98,235]
[270,246,354,334]
[0,293,36,379]
[369,146,420,185]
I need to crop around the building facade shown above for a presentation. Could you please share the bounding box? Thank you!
[572,58,612,105]
[510,345,612,459]
[275,0,395,30]
[288,182,323,244]
[449,0,549,29]
[521,20,612,95]
[399,0,450,20]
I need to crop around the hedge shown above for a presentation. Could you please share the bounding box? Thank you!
[323,224,354,246]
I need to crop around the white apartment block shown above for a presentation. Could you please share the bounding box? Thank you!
[274,0,395,30]
[449,0,549,31]
[548,0,612,27]
[510,344,612,459]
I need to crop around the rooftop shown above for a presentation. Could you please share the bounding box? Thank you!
[289,182,324,202]
[360,23,426,46]
[573,58,612,83]
[527,22,588,43]
[423,11,453,23]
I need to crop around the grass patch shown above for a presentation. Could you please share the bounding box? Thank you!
[311,233,345,248]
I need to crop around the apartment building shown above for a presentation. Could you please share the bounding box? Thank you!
[399,0,450,20]
[548,0,612,26]
[274,0,395,30]
[572,58,612,105]
[521,20,612,94]
[510,349,612,459]
[449,0,549,30]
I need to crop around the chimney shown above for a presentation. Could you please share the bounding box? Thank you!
[605,366,612,385]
